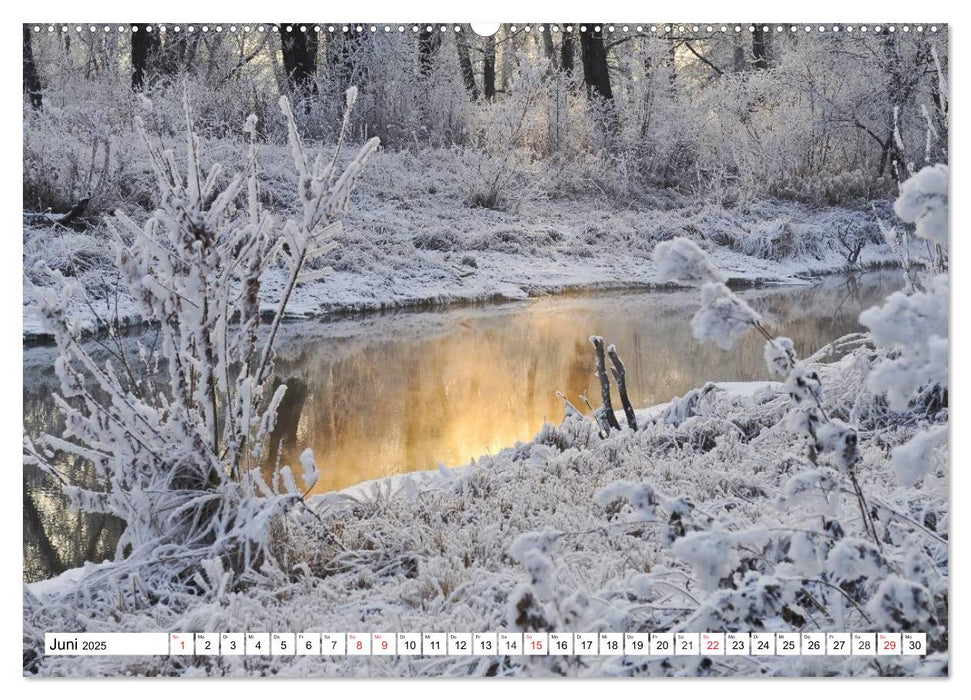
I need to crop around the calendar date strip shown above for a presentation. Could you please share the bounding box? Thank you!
[45,632,927,657]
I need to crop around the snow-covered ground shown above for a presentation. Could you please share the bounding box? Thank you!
[23,144,898,339]
[24,348,948,676]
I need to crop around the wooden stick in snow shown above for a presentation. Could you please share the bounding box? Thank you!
[590,335,621,431]
[579,393,608,438]
[23,195,91,228]
[607,344,638,430]
[555,391,584,421]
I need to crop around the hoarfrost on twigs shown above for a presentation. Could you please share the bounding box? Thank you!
[653,237,725,284]
[860,275,948,413]
[509,529,563,604]
[24,86,378,597]
[894,164,948,246]
[891,424,947,487]
[594,481,658,520]
[868,575,937,630]
[861,169,948,488]
[764,337,796,378]
[299,448,320,491]
[509,528,564,560]
[826,538,886,583]
[691,282,762,350]
[135,94,153,113]
[655,239,764,351]
[669,528,739,591]
[814,419,860,471]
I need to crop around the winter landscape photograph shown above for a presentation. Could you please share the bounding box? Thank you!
[22,20,948,677]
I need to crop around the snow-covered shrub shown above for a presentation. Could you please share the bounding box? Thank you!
[535,413,599,452]
[868,575,939,632]
[669,527,740,591]
[509,528,563,605]
[861,277,948,415]
[894,164,948,247]
[654,236,867,476]
[616,223,949,662]
[655,239,766,349]
[23,81,152,216]
[691,283,763,351]
[889,425,948,488]
[466,60,548,210]
[412,226,461,252]
[860,164,949,487]
[25,348,946,676]
[22,225,113,277]
[24,86,378,595]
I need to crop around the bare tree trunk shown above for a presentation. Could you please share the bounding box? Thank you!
[541,24,557,69]
[881,32,906,183]
[308,31,320,70]
[23,25,42,109]
[418,24,441,78]
[590,336,621,431]
[579,24,613,99]
[157,28,187,75]
[500,28,515,91]
[456,29,479,100]
[607,345,638,430]
[733,33,746,72]
[184,32,202,69]
[483,33,496,99]
[131,24,161,90]
[929,47,948,160]
[561,28,575,74]
[752,25,768,70]
[279,24,318,94]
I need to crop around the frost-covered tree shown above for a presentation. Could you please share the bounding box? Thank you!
[23,25,947,211]
[24,85,379,590]
[22,24,43,109]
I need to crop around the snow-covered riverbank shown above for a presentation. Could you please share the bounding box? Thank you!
[23,144,897,340]
[23,347,949,677]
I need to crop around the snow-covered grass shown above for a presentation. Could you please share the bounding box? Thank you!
[23,347,948,676]
[23,138,901,339]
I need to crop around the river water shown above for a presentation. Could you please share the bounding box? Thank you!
[22,269,903,582]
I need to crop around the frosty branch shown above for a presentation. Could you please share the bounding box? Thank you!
[25,84,379,594]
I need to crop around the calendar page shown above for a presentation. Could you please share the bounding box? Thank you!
[22,16,948,680]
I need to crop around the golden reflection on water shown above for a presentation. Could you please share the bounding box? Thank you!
[23,270,903,580]
[267,271,901,495]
